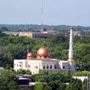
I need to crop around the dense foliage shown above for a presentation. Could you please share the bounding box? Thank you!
[1,25,90,31]
[73,71,89,76]
[33,71,71,83]
[0,70,88,90]
[0,33,90,70]
[33,71,87,90]
[0,69,18,90]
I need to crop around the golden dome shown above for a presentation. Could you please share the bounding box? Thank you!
[37,47,50,58]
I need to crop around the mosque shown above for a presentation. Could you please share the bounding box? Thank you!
[14,28,75,74]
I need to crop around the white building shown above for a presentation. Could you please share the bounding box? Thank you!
[14,28,75,74]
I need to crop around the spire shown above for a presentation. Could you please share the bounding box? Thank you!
[68,27,73,59]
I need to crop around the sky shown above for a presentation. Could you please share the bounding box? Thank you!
[0,0,90,26]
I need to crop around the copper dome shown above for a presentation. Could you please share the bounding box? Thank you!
[37,47,50,58]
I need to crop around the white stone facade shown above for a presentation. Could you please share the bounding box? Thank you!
[14,59,75,74]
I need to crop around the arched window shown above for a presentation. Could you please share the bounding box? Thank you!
[36,66,38,69]
[50,65,52,69]
[54,65,57,69]
[28,64,30,68]
[19,65,21,67]
[63,66,65,69]
[43,65,45,69]
[47,65,49,69]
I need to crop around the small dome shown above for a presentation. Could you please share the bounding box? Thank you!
[37,47,51,58]
[27,52,33,59]
[27,52,33,57]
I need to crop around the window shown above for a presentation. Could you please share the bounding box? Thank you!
[27,64,30,68]
[43,66,45,69]
[50,65,52,69]
[36,66,38,69]
[63,66,65,69]
[54,65,57,69]
[47,65,49,69]
[19,65,22,67]
[19,62,23,67]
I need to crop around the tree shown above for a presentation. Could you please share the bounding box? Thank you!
[66,79,82,90]
[0,69,18,90]
[16,69,31,75]
[82,79,87,90]
[44,85,52,90]
[34,83,44,90]
[57,83,66,90]
[0,27,9,31]
[48,80,66,90]
[49,80,60,90]
[0,32,90,70]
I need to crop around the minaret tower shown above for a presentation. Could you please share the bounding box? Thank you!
[68,27,75,72]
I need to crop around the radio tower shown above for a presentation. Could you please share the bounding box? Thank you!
[41,0,44,33]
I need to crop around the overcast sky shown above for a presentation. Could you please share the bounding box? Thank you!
[0,0,90,26]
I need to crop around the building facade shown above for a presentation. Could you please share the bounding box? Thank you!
[18,31,56,38]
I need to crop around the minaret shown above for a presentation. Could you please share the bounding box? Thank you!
[69,27,73,60]
[68,27,75,72]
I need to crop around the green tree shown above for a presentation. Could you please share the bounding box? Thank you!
[66,79,82,90]
[44,85,52,90]
[16,69,31,75]
[82,79,87,90]
[57,83,66,90]
[0,69,18,90]
[34,83,44,90]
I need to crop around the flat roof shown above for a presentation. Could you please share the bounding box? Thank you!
[14,58,59,61]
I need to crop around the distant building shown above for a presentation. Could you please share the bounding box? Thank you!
[80,30,90,37]
[72,30,90,37]
[3,31,18,36]
[18,31,56,38]
[16,74,32,85]
[2,31,56,38]
[16,74,34,90]
[0,31,6,36]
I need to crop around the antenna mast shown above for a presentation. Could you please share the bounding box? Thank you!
[41,0,44,32]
